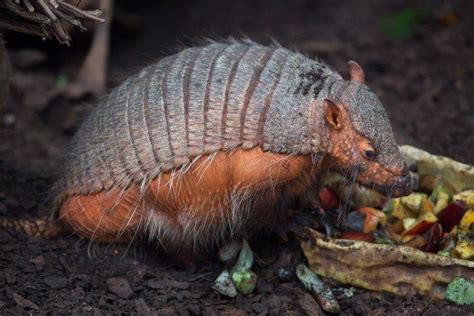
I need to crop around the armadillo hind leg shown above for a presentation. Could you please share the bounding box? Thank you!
[58,185,148,243]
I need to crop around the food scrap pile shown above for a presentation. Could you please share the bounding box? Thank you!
[297,145,473,305]
[319,145,473,261]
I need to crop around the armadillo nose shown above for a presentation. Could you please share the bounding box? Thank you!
[390,168,412,197]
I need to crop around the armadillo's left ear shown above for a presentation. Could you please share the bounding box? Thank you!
[323,99,344,130]
[347,60,365,84]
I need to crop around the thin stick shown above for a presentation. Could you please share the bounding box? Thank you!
[57,0,105,23]
[0,0,105,45]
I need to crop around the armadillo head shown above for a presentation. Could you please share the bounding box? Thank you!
[321,61,411,197]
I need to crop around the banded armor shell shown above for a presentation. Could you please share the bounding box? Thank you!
[58,40,343,199]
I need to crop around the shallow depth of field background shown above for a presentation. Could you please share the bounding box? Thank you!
[0,0,473,314]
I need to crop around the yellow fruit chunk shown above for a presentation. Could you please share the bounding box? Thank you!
[452,241,474,261]
[390,199,417,220]
[420,196,434,213]
[433,192,450,214]
[454,190,474,209]
[403,218,416,231]
[402,211,438,236]
[459,210,474,232]
[401,193,427,213]
[357,207,387,233]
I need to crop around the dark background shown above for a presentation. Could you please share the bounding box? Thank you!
[0,0,473,314]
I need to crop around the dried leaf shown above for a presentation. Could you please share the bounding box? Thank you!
[299,229,474,299]
[400,145,474,193]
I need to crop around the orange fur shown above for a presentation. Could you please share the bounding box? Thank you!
[59,147,316,244]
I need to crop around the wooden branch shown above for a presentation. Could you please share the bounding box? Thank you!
[0,0,106,45]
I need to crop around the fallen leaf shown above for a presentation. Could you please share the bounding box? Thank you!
[299,229,474,299]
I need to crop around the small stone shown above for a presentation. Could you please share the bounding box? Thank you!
[219,309,247,316]
[12,292,39,310]
[251,302,268,314]
[43,275,68,289]
[256,279,273,293]
[146,278,164,289]
[174,304,189,316]
[267,294,281,310]
[0,231,12,243]
[106,277,134,299]
[276,267,293,281]
[135,298,153,315]
[156,306,176,316]
[146,278,190,290]
[30,255,46,267]
[202,307,217,316]
[187,304,200,315]
[299,293,323,316]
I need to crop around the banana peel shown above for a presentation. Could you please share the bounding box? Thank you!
[299,229,474,299]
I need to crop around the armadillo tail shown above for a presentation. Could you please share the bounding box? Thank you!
[0,217,64,238]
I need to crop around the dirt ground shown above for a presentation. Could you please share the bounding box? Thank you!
[1,0,473,314]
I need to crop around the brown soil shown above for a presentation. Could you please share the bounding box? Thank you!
[1,0,473,314]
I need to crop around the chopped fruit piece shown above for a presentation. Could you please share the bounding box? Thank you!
[340,231,375,242]
[320,172,386,208]
[403,218,416,231]
[459,210,474,232]
[232,270,257,295]
[382,225,402,242]
[350,185,387,209]
[453,190,474,209]
[420,196,434,213]
[357,207,387,233]
[402,211,438,236]
[231,239,253,273]
[228,239,257,295]
[390,219,405,234]
[421,223,443,253]
[382,198,396,215]
[390,199,417,220]
[401,235,427,249]
[373,230,396,245]
[429,183,454,208]
[419,175,442,192]
[439,234,457,253]
[345,211,365,232]
[452,240,474,261]
[318,187,339,209]
[433,191,451,214]
[296,264,340,314]
[438,201,468,232]
[212,270,237,298]
[400,193,427,213]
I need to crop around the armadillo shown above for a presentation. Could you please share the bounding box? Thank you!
[13,40,414,250]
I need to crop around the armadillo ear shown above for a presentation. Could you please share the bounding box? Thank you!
[347,60,365,84]
[323,99,344,130]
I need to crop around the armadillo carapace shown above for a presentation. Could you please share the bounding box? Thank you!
[56,40,411,250]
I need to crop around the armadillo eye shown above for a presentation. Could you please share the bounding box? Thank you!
[364,149,375,160]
